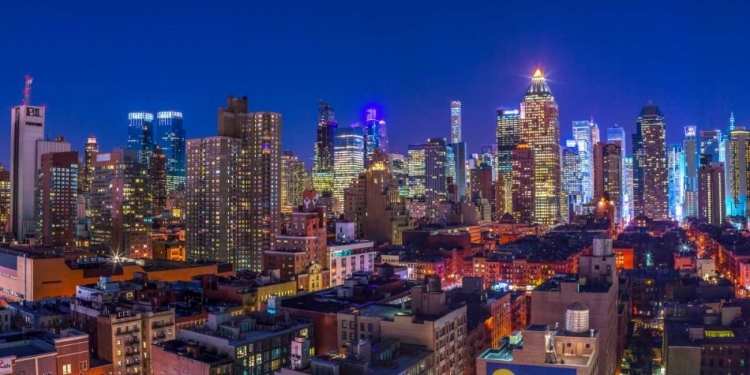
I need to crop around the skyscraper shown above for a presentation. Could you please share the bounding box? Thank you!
[667,144,685,221]
[683,126,698,218]
[149,147,168,216]
[562,139,582,220]
[725,127,750,217]
[698,162,726,225]
[408,138,448,218]
[450,101,462,144]
[407,146,426,198]
[624,157,634,222]
[594,142,623,221]
[512,142,535,224]
[700,130,722,166]
[496,109,520,215]
[590,120,600,146]
[91,148,151,258]
[203,96,281,271]
[127,112,155,166]
[573,121,594,203]
[469,163,494,202]
[37,151,78,249]
[520,69,561,226]
[333,126,365,214]
[79,136,98,195]
[0,164,8,233]
[155,111,186,192]
[633,102,669,220]
[607,125,627,220]
[313,101,336,194]
[10,98,45,241]
[363,108,383,165]
[451,142,467,201]
[280,151,310,214]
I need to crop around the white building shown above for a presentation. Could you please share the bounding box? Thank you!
[10,103,46,241]
[328,222,376,286]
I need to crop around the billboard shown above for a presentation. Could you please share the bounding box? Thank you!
[485,362,577,375]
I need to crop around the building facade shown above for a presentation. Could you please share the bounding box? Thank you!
[594,142,623,222]
[698,162,726,225]
[313,101,336,194]
[37,151,79,249]
[10,102,45,241]
[684,126,699,218]
[150,146,168,216]
[511,143,535,224]
[155,111,186,193]
[496,109,521,216]
[633,102,669,220]
[127,111,155,166]
[333,126,365,214]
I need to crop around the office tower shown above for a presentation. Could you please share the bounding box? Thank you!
[193,96,281,271]
[313,101,337,194]
[149,147,168,216]
[344,149,411,245]
[572,121,594,203]
[684,126,698,218]
[155,111,186,192]
[407,146,426,198]
[0,164,8,232]
[451,142,467,200]
[10,96,46,241]
[445,144,455,186]
[91,148,151,258]
[633,102,668,220]
[378,119,389,154]
[408,138,448,218]
[594,142,623,221]
[450,101,461,143]
[668,144,685,220]
[389,153,410,198]
[607,125,627,219]
[333,126,365,213]
[624,157,633,221]
[698,162,726,225]
[725,127,750,217]
[470,163,494,202]
[364,108,383,165]
[127,112,155,166]
[280,151,309,214]
[562,140,582,220]
[591,120,600,146]
[520,69,561,226]
[37,151,78,249]
[496,109,520,215]
[700,130,722,166]
[78,136,98,195]
[186,137,242,265]
[511,142,535,224]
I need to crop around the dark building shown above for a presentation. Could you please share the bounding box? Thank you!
[150,146,168,216]
[38,151,79,249]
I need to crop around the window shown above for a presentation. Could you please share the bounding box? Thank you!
[368,323,373,332]
[342,321,347,328]
[349,321,354,329]
[62,364,72,375]
[342,331,347,339]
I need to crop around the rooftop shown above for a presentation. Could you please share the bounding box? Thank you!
[535,274,612,294]
[156,339,234,367]
[666,321,750,347]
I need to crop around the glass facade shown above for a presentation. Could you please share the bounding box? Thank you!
[156,111,186,192]
[333,126,365,214]
[127,112,154,166]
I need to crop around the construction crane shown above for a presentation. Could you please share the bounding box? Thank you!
[23,75,33,105]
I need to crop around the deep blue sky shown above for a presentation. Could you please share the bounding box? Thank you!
[1,1,748,168]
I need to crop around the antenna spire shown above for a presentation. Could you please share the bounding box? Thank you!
[23,75,33,105]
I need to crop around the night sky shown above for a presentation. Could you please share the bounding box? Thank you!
[1,1,748,168]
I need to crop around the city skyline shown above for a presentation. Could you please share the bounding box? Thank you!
[1,2,747,168]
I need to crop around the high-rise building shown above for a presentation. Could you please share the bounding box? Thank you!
[607,124,627,220]
[0,164,8,233]
[450,101,461,144]
[313,101,337,194]
[725,127,750,217]
[451,142,467,201]
[470,163,494,202]
[520,69,561,226]
[594,142,623,221]
[591,120,600,146]
[700,130,722,166]
[624,157,634,222]
[37,151,78,249]
[496,109,520,215]
[91,148,151,258]
[363,108,383,165]
[408,138,449,218]
[562,140,582,220]
[280,151,310,214]
[150,146,168,216]
[190,96,281,271]
[633,102,668,220]
[155,111,186,192]
[668,144,685,221]
[344,149,411,245]
[186,136,242,265]
[333,126,365,214]
[698,162,726,225]
[389,153,410,198]
[127,112,155,166]
[10,100,45,241]
[684,126,698,218]
[79,136,98,195]
[573,121,594,203]
[511,142,535,224]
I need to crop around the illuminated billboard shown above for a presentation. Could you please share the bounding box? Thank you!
[485,362,577,375]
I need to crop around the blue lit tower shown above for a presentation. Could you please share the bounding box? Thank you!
[668,144,685,220]
[683,126,698,218]
[156,111,186,192]
[127,112,155,166]
[364,108,382,166]
[572,121,594,203]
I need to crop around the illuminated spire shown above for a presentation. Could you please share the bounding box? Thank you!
[525,68,552,97]
[730,111,735,131]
